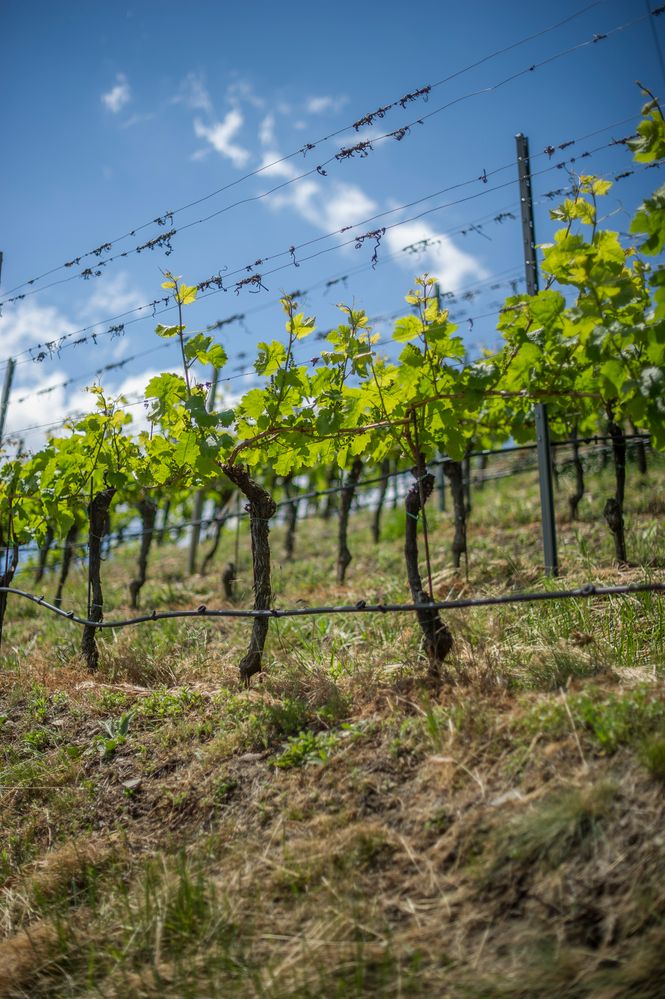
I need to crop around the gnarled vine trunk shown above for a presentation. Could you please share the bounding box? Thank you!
[200,513,225,576]
[551,452,560,492]
[463,453,472,516]
[604,419,627,565]
[371,459,391,544]
[54,523,79,608]
[477,453,489,491]
[629,420,648,476]
[392,460,401,509]
[129,498,157,609]
[101,510,112,559]
[156,500,171,546]
[568,426,585,521]
[0,534,19,648]
[200,488,234,576]
[34,525,54,585]
[81,487,115,671]
[404,471,453,677]
[443,459,467,570]
[337,458,362,584]
[283,475,298,562]
[222,562,236,600]
[222,464,276,683]
[321,466,338,521]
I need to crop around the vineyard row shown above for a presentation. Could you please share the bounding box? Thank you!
[1,99,664,683]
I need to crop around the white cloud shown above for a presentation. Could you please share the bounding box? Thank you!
[269,168,485,290]
[0,295,172,449]
[5,361,183,451]
[78,272,146,320]
[13,368,74,403]
[6,373,97,448]
[193,111,251,168]
[190,148,211,163]
[258,113,276,147]
[101,73,132,114]
[0,287,219,452]
[226,79,265,110]
[319,183,377,232]
[258,151,297,180]
[305,95,348,115]
[109,368,164,398]
[384,222,487,292]
[193,99,486,293]
[0,300,71,356]
[120,112,154,129]
[172,71,212,113]
[270,178,377,235]
[271,177,322,227]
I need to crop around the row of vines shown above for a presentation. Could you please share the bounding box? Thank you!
[1,98,664,682]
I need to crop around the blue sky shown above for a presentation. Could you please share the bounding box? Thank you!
[1,0,662,451]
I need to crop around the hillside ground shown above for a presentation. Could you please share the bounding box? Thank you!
[1,447,664,998]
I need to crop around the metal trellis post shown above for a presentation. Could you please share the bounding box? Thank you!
[516,132,559,576]
[188,366,220,575]
[0,252,16,450]
[0,357,15,448]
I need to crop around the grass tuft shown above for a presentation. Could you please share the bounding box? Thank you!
[640,734,665,781]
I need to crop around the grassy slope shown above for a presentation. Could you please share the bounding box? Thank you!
[1,453,664,998]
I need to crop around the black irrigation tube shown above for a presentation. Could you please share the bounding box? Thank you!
[1,581,663,631]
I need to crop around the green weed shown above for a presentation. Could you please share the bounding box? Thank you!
[137,686,205,719]
[23,728,52,753]
[271,729,340,768]
[520,685,665,752]
[271,722,366,769]
[96,710,134,759]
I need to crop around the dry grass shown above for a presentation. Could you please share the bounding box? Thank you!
[1,459,664,997]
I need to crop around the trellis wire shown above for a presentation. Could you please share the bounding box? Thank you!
[1,432,654,561]
[5,262,525,416]
[6,438,659,588]
[0,146,662,410]
[0,0,640,305]
[0,131,652,377]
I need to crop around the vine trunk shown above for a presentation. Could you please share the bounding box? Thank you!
[404,471,453,677]
[81,488,116,671]
[222,464,276,683]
